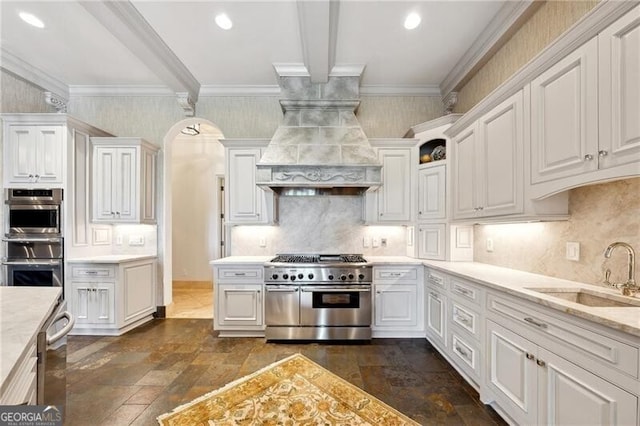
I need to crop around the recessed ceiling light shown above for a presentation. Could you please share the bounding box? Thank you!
[215,13,233,30]
[404,12,421,30]
[19,12,45,29]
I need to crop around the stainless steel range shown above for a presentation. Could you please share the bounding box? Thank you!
[264,254,372,341]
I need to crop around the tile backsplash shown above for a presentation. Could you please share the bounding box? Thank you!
[474,178,640,286]
[230,196,406,256]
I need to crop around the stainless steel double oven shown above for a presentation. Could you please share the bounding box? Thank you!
[3,189,64,290]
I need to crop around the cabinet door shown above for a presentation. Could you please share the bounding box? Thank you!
[537,347,637,426]
[71,282,91,325]
[452,125,479,219]
[417,224,445,260]
[478,91,524,216]
[417,164,446,220]
[599,5,640,170]
[376,148,412,222]
[93,146,118,220]
[35,126,64,184]
[227,149,265,223]
[5,125,63,185]
[486,320,537,426]
[115,147,138,221]
[94,283,115,324]
[217,284,262,326]
[426,289,447,348]
[141,147,157,222]
[374,284,417,327]
[122,261,155,322]
[530,37,599,184]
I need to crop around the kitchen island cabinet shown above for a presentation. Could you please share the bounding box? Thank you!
[67,256,157,336]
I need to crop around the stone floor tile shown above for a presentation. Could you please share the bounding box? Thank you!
[98,404,146,426]
[124,386,166,405]
[135,369,182,386]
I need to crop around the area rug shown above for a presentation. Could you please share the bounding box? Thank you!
[157,353,420,425]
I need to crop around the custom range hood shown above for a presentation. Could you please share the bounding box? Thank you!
[256,66,382,195]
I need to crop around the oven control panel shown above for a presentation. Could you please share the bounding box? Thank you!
[264,266,372,283]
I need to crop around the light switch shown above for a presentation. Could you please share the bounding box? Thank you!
[363,237,370,248]
[372,237,380,248]
[566,242,580,261]
[259,237,267,247]
[486,238,494,252]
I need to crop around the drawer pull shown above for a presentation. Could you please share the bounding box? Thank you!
[454,344,469,358]
[455,287,472,296]
[536,359,546,367]
[455,314,472,327]
[234,272,246,276]
[526,353,535,361]
[524,317,547,329]
[85,271,98,275]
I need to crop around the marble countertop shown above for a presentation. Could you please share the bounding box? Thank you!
[424,260,640,337]
[1,287,61,394]
[210,256,273,265]
[67,254,157,263]
[210,255,421,265]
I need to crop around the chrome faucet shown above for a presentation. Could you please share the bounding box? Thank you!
[603,242,637,297]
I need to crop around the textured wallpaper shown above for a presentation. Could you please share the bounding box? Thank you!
[474,178,640,286]
[358,96,444,137]
[455,0,598,113]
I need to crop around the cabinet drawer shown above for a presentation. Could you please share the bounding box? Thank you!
[451,302,479,339]
[71,265,115,279]
[217,267,263,282]
[450,332,480,381]
[450,277,481,306]
[426,270,447,290]
[374,267,418,282]
[488,293,639,378]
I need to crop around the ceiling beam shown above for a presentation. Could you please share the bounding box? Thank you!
[79,0,200,108]
[296,0,340,84]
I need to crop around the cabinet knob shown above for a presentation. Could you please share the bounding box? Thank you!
[526,353,535,361]
[28,174,34,178]
[478,206,484,211]
[418,211,422,214]
[598,150,608,157]
[536,359,546,367]
[584,154,594,161]
[34,174,40,179]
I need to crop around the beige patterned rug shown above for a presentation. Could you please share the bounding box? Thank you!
[157,353,419,425]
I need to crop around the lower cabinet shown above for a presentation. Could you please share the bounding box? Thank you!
[0,337,37,405]
[213,264,265,337]
[425,288,447,349]
[486,320,637,426]
[372,266,424,337]
[68,258,157,335]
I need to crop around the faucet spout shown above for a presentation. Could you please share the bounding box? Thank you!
[604,242,636,293]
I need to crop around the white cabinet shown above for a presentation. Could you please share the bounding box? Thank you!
[91,137,158,224]
[372,266,423,337]
[0,337,37,405]
[530,38,599,184]
[366,140,418,224]
[487,320,637,426]
[3,125,64,186]
[417,224,446,260]
[452,90,524,220]
[213,264,265,336]
[221,139,275,225]
[426,288,447,349]
[417,163,446,220]
[68,258,157,336]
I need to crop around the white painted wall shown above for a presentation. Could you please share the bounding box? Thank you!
[171,132,224,281]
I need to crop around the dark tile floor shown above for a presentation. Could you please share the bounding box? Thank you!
[63,319,506,425]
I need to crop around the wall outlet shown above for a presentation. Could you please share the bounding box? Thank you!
[381,238,387,247]
[259,237,267,247]
[372,237,380,248]
[115,235,123,245]
[128,235,145,246]
[566,242,580,261]
[486,238,494,252]
[363,237,370,248]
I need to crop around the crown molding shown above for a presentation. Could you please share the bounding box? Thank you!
[199,85,281,97]
[440,0,537,97]
[359,85,441,96]
[406,114,463,137]
[68,85,174,97]
[1,48,69,100]
[329,64,366,77]
[273,63,310,77]
[79,1,200,103]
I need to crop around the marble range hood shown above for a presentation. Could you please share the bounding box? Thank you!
[256,67,382,195]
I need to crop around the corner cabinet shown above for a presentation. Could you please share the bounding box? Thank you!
[213,264,265,337]
[365,139,418,224]
[91,137,158,224]
[220,139,275,225]
[68,258,157,336]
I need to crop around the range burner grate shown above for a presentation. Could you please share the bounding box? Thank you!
[269,254,367,264]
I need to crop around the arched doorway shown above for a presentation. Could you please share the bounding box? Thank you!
[159,118,224,314]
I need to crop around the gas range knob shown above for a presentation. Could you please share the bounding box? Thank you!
[358,274,365,280]
[308,273,314,279]
[340,274,347,281]
[328,275,334,280]
[271,274,279,280]
[283,274,289,280]
[290,275,296,281]
[297,273,304,279]
[348,273,354,280]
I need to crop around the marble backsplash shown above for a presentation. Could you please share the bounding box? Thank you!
[474,178,640,287]
[230,195,406,256]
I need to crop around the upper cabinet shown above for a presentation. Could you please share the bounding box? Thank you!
[4,125,64,186]
[452,90,524,220]
[221,139,275,225]
[417,163,446,221]
[91,137,158,224]
[365,139,418,224]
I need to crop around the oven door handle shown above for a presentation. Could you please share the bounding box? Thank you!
[2,259,63,266]
[47,311,75,345]
[265,287,299,293]
[3,237,63,243]
[301,287,371,292]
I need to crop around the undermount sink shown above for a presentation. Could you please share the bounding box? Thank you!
[528,288,640,308]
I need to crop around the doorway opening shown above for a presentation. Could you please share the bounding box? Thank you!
[162,119,225,319]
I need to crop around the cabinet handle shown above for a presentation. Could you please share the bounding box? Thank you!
[418,211,422,214]
[455,314,472,327]
[598,150,608,157]
[478,206,484,211]
[110,212,115,216]
[34,174,40,180]
[455,287,472,296]
[536,359,546,367]
[234,272,246,276]
[524,317,547,329]
[28,174,34,179]
[454,344,469,358]
[526,353,535,361]
[85,271,98,275]
[584,154,594,161]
